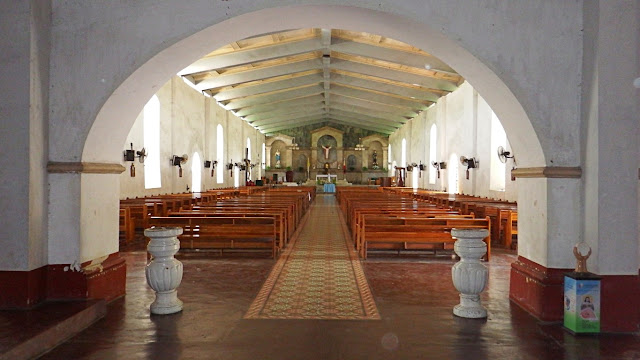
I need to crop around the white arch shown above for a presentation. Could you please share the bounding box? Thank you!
[83,5,544,169]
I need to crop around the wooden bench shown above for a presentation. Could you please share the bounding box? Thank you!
[168,210,287,250]
[360,216,491,260]
[503,210,518,249]
[148,216,278,258]
[119,208,135,243]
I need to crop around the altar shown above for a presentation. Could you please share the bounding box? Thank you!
[316,174,337,183]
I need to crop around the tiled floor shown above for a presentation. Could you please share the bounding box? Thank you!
[25,195,640,359]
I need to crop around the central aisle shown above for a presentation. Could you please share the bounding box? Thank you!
[245,194,380,320]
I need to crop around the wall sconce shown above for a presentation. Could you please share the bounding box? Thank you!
[227,160,234,177]
[171,154,188,177]
[204,160,218,177]
[123,143,147,177]
[406,162,418,172]
[431,161,446,178]
[460,156,478,180]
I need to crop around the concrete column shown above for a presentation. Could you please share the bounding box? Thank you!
[577,0,639,332]
[582,0,639,276]
[47,164,126,303]
[0,1,50,307]
[265,145,271,168]
[509,172,582,323]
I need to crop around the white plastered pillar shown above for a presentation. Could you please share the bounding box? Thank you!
[515,175,583,268]
[581,0,639,275]
[48,165,124,266]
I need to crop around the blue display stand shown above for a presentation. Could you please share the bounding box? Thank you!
[564,272,602,334]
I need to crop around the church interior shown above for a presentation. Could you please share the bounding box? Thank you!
[1,2,639,359]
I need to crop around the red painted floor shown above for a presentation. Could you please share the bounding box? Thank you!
[14,195,640,359]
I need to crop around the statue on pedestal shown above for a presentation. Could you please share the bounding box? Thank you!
[573,243,592,273]
[275,150,281,169]
[372,150,379,169]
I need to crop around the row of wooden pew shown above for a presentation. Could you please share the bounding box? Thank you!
[119,189,241,243]
[384,188,518,249]
[337,187,510,260]
[120,187,316,258]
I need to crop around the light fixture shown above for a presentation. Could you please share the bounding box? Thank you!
[171,154,188,177]
[431,161,446,178]
[460,156,478,180]
[355,138,365,151]
[205,160,218,177]
[123,143,147,177]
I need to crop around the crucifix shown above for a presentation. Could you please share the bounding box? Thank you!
[322,144,331,159]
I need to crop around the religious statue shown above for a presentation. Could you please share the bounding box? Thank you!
[372,150,379,169]
[573,243,592,273]
[322,144,332,159]
[275,150,281,168]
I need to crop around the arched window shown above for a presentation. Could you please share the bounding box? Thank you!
[429,124,437,184]
[246,137,251,181]
[191,152,201,193]
[388,144,392,176]
[216,124,223,184]
[490,112,507,191]
[261,142,265,178]
[143,95,161,189]
[233,166,240,187]
[401,138,407,167]
[448,153,459,195]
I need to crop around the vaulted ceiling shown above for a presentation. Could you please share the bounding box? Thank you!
[179,29,463,136]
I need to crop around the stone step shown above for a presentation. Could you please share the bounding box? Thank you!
[0,300,106,360]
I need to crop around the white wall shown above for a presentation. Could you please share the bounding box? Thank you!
[119,77,264,199]
[390,82,517,201]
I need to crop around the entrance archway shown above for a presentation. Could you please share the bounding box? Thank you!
[68,4,550,308]
[82,5,544,166]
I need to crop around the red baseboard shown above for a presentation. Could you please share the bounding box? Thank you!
[0,253,126,309]
[510,256,640,332]
[0,267,47,308]
[509,256,569,322]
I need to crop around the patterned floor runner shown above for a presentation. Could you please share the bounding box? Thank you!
[245,194,380,320]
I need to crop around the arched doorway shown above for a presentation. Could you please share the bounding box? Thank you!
[57,4,553,310]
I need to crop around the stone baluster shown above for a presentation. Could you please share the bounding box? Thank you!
[144,227,184,315]
[451,228,489,318]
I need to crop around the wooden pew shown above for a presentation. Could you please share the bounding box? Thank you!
[503,210,518,249]
[360,216,491,260]
[168,210,287,250]
[119,208,135,244]
[148,216,278,258]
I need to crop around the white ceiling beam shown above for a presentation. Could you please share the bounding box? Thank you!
[179,38,324,75]
[330,39,457,74]
[195,58,323,91]
[331,94,419,118]
[223,85,324,110]
[236,95,324,117]
[330,85,429,110]
[331,59,458,92]
[212,73,323,102]
[330,72,440,102]
[246,102,326,123]
[328,109,407,126]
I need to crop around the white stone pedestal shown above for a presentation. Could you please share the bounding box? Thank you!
[451,228,489,318]
[144,227,184,315]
